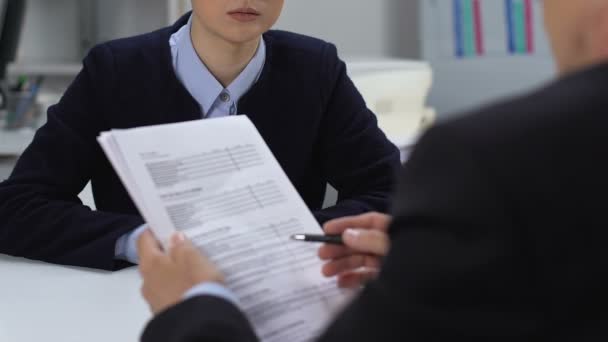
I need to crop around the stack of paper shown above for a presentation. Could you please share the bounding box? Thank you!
[98,116,349,342]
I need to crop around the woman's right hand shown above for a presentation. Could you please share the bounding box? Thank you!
[318,212,391,289]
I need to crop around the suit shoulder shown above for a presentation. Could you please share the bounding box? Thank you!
[81,26,172,83]
[264,30,336,59]
[87,26,170,64]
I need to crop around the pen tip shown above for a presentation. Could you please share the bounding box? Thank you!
[291,234,305,241]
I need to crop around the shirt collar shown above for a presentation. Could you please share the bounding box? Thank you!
[170,15,266,116]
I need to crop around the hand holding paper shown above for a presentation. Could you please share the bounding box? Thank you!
[98,116,351,342]
[138,230,225,314]
[319,212,391,289]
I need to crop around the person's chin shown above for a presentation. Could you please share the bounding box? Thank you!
[223,28,266,45]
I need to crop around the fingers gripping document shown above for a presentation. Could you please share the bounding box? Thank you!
[98,116,350,342]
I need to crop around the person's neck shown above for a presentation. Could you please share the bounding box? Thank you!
[558,55,608,78]
[557,30,608,77]
[191,22,260,88]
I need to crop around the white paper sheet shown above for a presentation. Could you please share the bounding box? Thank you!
[98,116,350,342]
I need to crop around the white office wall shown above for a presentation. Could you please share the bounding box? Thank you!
[16,0,417,64]
[95,0,167,43]
[17,0,80,62]
[16,0,169,63]
[166,0,421,58]
[167,0,420,58]
[275,0,419,58]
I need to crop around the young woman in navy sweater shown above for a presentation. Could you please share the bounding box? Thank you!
[0,0,400,270]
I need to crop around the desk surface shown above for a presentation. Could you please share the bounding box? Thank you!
[0,255,149,342]
[0,129,36,157]
[0,158,16,181]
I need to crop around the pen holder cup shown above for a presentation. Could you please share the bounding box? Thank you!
[3,90,42,130]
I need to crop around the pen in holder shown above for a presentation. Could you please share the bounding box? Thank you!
[4,77,43,130]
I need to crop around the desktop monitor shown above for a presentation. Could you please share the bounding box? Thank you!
[0,0,27,79]
[0,0,7,55]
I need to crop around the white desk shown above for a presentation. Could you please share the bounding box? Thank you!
[0,255,149,342]
[0,129,36,157]
[0,158,17,181]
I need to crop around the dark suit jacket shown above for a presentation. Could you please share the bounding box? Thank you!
[0,13,400,270]
[141,62,608,341]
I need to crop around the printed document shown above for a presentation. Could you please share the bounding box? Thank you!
[98,116,349,342]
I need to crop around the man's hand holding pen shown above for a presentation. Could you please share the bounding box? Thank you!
[137,212,393,316]
[317,213,391,289]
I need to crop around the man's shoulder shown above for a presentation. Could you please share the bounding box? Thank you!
[142,296,258,342]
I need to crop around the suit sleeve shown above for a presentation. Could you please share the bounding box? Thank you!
[313,43,402,224]
[141,296,259,342]
[0,44,143,270]
[318,124,541,341]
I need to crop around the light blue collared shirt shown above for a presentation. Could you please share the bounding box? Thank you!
[170,14,266,118]
[115,14,266,267]
[182,282,239,306]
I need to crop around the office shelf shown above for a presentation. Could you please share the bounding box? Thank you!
[7,62,82,77]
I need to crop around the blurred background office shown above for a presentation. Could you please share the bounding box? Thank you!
[0,0,553,184]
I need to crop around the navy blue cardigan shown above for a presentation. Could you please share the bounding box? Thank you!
[0,14,400,270]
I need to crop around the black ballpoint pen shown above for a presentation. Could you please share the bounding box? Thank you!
[290,234,344,245]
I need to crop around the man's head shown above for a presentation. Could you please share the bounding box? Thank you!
[544,0,608,75]
[191,0,284,45]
